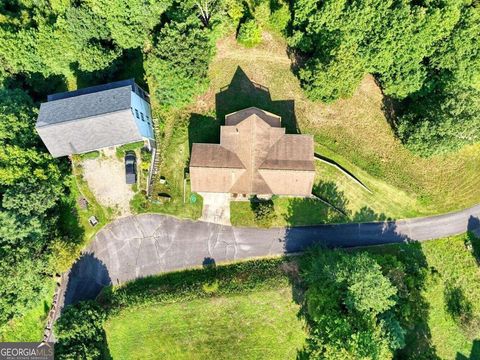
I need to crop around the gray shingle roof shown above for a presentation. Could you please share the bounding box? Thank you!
[37,86,132,127]
[36,81,146,158]
[36,109,143,157]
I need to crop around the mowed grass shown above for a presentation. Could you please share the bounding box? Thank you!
[104,287,305,360]
[205,33,480,224]
[420,234,480,359]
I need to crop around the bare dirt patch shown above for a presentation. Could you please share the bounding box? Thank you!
[81,148,134,216]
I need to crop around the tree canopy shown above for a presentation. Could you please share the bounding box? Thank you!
[290,0,479,155]
[299,248,405,359]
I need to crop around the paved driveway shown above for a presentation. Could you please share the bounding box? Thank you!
[58,204,480,310]
[198,192,231,225]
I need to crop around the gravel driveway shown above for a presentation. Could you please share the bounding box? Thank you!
[81,148,134,216]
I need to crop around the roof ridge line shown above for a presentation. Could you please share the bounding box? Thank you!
[36,108,131,129]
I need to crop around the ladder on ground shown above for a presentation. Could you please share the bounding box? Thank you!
[147,119,163,197]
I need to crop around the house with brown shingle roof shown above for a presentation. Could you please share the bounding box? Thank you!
[190,107,315,197]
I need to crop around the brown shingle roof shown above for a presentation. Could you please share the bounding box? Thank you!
[190,107,314,196]
[190,144,244,169]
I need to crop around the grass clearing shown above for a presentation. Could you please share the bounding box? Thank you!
[206,32,480,225]
[147,31,479,225]
[105,287,305,360]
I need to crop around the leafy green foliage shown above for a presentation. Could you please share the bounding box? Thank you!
[0,88,68,328]
[250,196,276,227]
[269,0,290,34]
[100,258,289,311]
[290,0,479,154]
[55,301,108,360]
[86,0,171,49]
[146,21,214,108]
[299,248,404,359]
[397,82,480,156]
[237,19,262,47]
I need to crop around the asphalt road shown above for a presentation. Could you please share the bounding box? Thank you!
[58,204,480,309]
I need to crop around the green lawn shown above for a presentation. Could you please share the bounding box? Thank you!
[209,32,480,225]
[144,31,479,225]
[420,233,480,359]
[105,287,305,360]
[231,196,345,227]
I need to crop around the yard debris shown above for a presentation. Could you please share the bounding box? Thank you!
[77,197,89,210]
[88,216,99,226]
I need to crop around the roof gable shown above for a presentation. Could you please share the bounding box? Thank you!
[190,107,315,196]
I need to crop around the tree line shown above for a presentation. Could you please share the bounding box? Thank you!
[290,0,479,155]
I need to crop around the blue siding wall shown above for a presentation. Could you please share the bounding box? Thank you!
[130,91,154,139]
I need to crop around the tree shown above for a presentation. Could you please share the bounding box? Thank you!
[145,21,214,108]
[0,88,66,329]
[55,301,108,360]
[397,82,480,156]
[86,0,171,49]
[299,248,404,359]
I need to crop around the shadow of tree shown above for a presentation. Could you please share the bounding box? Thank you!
[215,66,299,134]
[187,113,221,153]
[352,206,389,222]
[285,181,350,226]
[61,253,112,309]
[312,181,350,215]
[6,72,68,102]
[456,340,480,360]
[444,282,480,340]
[467,216,480,265]
[202,257,216,269]
[445,284,473,321]
[75,48,147,90]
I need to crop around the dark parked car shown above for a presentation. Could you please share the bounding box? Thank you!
[125,151,137,184]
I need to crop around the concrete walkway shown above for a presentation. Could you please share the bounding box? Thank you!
[58,204,480,310]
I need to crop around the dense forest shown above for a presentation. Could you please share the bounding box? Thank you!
[0,0,478,352]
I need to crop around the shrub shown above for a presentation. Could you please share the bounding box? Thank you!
[237,19,262,47]
[202,280,219,294]
[54,301,109,360]
[99,258,290,311]
[250,196,276,227]
[269,1,290,33]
